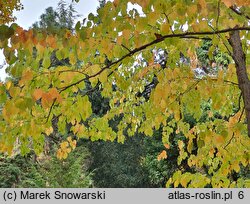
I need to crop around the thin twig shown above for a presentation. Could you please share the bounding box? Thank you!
[224,104,245,149]
[164,13,175,34]
[44,98,56,124]
[208,24,232,56]
[216,0,221,29]
[237,91,243,114]
[223,133,235,149]
[180,36,211,40]
[121,44,132,52]
[169,80,200,106]
[238,105,245,123]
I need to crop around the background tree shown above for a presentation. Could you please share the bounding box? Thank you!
[98,0,106,9]
[32,0,79,32]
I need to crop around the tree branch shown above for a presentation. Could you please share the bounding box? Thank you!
[180,36,211,40]
[228,28,250,137]
[230,6,250,20]
[216,0,221,29]
[59,26,250,92]
[44,98,56,124]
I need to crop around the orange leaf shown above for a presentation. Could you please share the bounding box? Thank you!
[33,89,44,101]
[222,0,234,7]
[164,144,170,149]
[198,0,207,9]
[46,35,56,48]
[157,150,167,161]
[236,0,250,6]
[48,88,62,102]
[41,93,53,109]
[113,0,119,7]
[215,135,225,144]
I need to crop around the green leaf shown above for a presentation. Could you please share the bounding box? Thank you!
[0,25,14,41]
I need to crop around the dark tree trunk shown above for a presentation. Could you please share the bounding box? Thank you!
[228,28,250,137]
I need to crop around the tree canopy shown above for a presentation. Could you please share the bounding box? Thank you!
[0,0,23,24]
[0,0,250,187]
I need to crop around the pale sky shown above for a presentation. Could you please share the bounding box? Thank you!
[0,0,100,81]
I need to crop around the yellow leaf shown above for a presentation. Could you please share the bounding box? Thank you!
[86,64,100,76]
[70,140,77,150]
[215,135,225,145]
[159,99,167,111]
[45,127,53,135]
[69,52,77,65]
[180,175,191,188]
[161,23,170,34]
[62,151,68,159]
[9,87,20,98]
[99,69,108,83]
[174,180,179,188]
[36,43,45,55]
[231,161,240,173]
[178,140,185,149]
[67,136,72,142]
[66,147,71,153]
[209,148,214,157]
[174,109,181,121]
[72,86,78,93]
[60,141,69,149]
[123,29,131,40]
[191,23,200,32]
[57,149,63,160]
[19,70,33,86]
[5,81,12,90]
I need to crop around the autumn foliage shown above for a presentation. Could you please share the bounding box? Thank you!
[0,0,250,187]
[0,0,23,24]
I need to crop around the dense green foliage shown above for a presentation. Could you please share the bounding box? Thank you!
[0,153,44,187]
[32,0,79,32]
[39,145,93,188]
